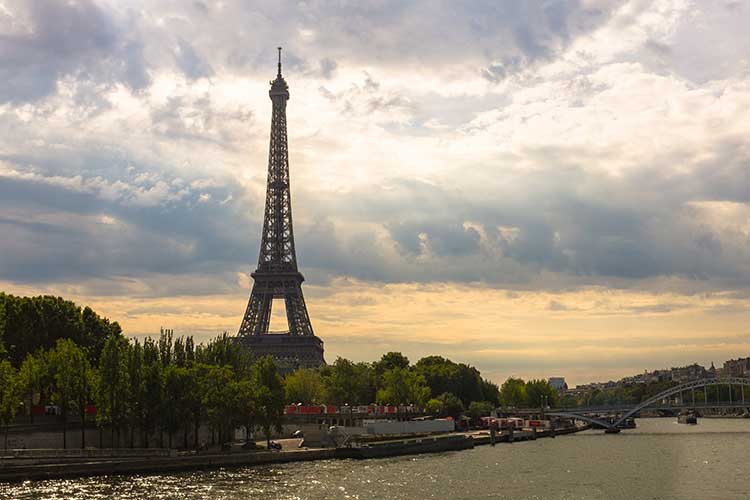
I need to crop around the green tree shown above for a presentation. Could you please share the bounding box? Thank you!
[47,339,91,449]
[436,392,464,419]
[187,363,209,449]
[195,332,252,377]
[0,360,20,450]
[467,401,495,420]
[321,358,375,405]
[253,357,285,448]
[141,338,163,448]
[376,367,430,406]
[479,379,501,406]
[500,377,528,407]
[97,336,129,447]
[0,293,120,367]
[284,368,326,404]
[125,340,144,447]
[16,353,46,423]
[425,398,442,416]
[373,352,410,386]
[525,379,558,408]
[233,378,258,445]
[202,365,236,445]
[163,365,191,449]
[413,356,485,405]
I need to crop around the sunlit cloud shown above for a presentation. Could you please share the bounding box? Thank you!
[1,0,749,384]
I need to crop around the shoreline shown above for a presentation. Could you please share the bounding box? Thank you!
[0,426,587,483]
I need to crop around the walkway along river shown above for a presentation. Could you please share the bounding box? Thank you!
[1,418,749,500]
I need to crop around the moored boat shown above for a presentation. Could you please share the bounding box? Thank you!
[677,412,698,424]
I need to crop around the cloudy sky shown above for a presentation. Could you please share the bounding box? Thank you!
[1,0,749,385]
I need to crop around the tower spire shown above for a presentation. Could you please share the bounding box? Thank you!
[277,46,282,77]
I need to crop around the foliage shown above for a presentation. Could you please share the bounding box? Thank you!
[285,368,326,404]
[375,367,430,406]
[0,293,121,367]
[97,336,129,433]
[195,332,252,377]
[434,392,464,419]
[413,356,492,406]
[500,377,528,407]
[467,401,495,419]
[321,358,375,405]
[0,360,20,449]
[252,357,285,446]
[17,353,46,422]
[47,339,91,448]
[373,352,410,384]
[162,365,191,448]
[525,379,558,408]
[425,398,442,416]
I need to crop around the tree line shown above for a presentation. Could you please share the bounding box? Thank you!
[284,351,502,420]
[0,330,285,450]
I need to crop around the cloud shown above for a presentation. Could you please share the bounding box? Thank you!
[0,0,749,381]
[0,0,149,104]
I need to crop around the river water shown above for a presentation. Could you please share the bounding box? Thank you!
[3,418,750,500]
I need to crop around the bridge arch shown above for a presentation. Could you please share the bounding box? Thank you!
[548,377,750,431]
[612,377,750,427]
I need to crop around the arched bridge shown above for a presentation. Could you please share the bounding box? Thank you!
[546,377,750,432]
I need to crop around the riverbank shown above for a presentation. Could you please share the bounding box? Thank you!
[0,426,588,482]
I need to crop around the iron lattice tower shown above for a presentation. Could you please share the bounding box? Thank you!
[238,48,316,343]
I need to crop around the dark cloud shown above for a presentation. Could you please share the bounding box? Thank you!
[0,0,150,103]
[0,0,748,299]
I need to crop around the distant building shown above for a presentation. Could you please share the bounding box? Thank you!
[723,358,750,377]
[670,363,706,383]
[548,377,568,391]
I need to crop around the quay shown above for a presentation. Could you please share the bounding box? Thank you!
[0,425,589,482]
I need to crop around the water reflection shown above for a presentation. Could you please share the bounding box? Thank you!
[3,419,749,500]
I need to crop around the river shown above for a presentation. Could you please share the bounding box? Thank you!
[3,418,749,500]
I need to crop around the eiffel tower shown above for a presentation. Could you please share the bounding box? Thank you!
[236,48,324,371]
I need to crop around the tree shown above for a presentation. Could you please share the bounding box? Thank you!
[284,368,325,404]
[17,353,46,423]
[233,378,258,445]
[187,363,210,449]
[376,367,430,406]
[125,340,144,447]
[525,379,558,408]
[479,379,501,406]
[373,352,410,386]
[467,401,495,420]
[413,356,484,405]
[47,339,90,449]
[425,398,442,416]
[97,336,129,447]
[162,365,191,449]
[252,357,285,448]
[0,293,120,367]
[141,338,163,448]
[195,332,252,377]
[436,392,464,419]
[414,356,458,399]
[500,377,528,407]
[321,358,375,405]
[201,364,236,446]
[0,360,20,450]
